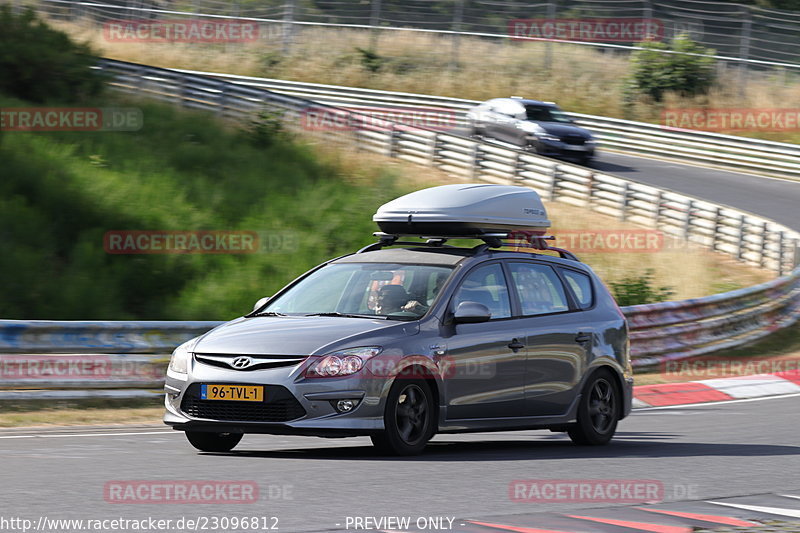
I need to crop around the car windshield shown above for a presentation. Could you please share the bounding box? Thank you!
[524,104,573,123]
[261,263,454,320]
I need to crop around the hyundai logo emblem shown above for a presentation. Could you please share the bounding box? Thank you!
[231,356,253,369]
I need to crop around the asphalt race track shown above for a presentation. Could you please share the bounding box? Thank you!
[1,395,798,532]
[593,152,800,230]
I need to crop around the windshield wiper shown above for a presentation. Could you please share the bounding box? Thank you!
[304,312,385,319]
[252,311,287,317]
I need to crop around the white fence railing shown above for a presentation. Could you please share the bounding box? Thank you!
[1,58,799,399]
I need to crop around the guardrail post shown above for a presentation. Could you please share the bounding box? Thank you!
[777,231,786,275]
[282,0,296,55]
[759,221,769,268]
[712,206,722,251]
[387,123,398,158]
[653,190,663,228]
[586,172,595,208]
[370,0,383,51]
[451,0,464,70]
[794,239,800,270]
[217,85,228,117]
[738,8,752,97]
[683,200,694,240]
[178,74,189,108]
[737,214,748,260]
[544,1,556,71]
[470,143,483,180]
[429,134,440,166]
[512,151,523,181]
[619,182,630,221]
[549,165,561,201]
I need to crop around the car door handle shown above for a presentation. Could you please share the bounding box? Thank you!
[508,339,525,352]
[575,332,593,343]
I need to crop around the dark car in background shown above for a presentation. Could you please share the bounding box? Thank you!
[466,97,597,165]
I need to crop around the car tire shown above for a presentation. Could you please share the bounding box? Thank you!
[371,378,435,456]
[185,431,243,452]
[567,369,620,446]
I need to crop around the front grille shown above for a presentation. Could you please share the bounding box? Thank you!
[561,135,586,145]
[181,384,306,422]
[194,353,306,372]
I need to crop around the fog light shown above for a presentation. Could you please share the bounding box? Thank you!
[334,399,358,413]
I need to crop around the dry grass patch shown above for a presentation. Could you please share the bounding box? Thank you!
[52,18,800,144]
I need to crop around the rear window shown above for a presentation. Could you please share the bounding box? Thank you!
[560,268,594,309]
[508,262,569,316]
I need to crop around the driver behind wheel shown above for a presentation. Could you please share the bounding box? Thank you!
[376,284,427,315]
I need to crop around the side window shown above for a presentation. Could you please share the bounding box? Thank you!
[452,263,511,320]
[509,262,569,316]
[560,268,594,309]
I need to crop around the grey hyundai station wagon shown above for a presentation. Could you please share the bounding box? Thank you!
[164,184,633,455]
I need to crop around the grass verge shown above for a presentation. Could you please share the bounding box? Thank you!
[0,397,164,427]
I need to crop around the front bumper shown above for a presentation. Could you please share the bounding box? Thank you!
[530,137,596,161]
[163,359,388,437]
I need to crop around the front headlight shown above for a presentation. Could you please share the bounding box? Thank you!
[304,347,382,378]
[168,340,195,374]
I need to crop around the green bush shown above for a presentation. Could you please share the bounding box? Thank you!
[628,34,716,102]
[356,47,387,73]
[0,5,105,102]
[609,269,675,306]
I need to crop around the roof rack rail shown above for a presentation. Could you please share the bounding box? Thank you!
[357,232,581,262]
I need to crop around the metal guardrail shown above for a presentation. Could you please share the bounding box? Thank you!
[0,321,220,397]
[2,58,799,399]
[169,69,800,181]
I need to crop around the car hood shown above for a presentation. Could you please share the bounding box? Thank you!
[192,315,420,356]
[535,122,593,138]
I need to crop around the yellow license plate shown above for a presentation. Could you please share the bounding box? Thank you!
[201,384,264,402]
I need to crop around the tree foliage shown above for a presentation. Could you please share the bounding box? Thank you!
[0,5,105,103]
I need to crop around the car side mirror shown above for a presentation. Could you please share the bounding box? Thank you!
[252,296,271,312]
[453,301,491,324]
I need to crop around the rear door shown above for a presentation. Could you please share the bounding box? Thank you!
[442,262,527,420]
[507,261,592,417]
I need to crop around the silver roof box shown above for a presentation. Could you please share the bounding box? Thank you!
[373,184,550,237]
